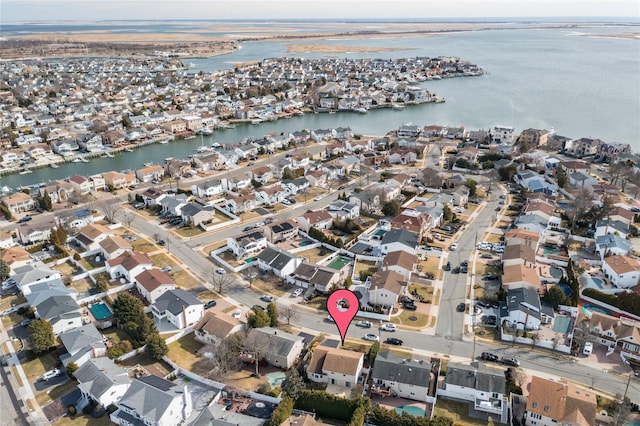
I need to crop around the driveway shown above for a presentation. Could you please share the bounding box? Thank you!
[33,373,69,392]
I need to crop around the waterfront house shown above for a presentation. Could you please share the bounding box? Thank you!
[110,375,193,426]
[77,133,103,152]
[102,130,125,145]
[52,139,79,155]
[68,175,94,195]
[397,124,421,138]
[135,269,177,304]
[297,209,333,233]
[37,183,70,205]
[288,262,340,293]
[602,255,640,289]
[75,357,131,410]
[2,191,36,214]
[194,311,244,346]
[371,351,433,402]
[491,125,515,145]
[227,230,268,258]
[59,323,107,368]
[244,327,304,369]
[439,362,508,424]
[368,270,406,308]
[162,119,187,134]
[90,174,106,191]
[307,346,364,388]
[570,137,603,158]
[152,289,204,329]
[256,246,301,278]
[519,128,550,147]
[192,152,224,171]
[135,164,164,183]
[102,171,128,189]
[524,376,596,426]
[106,251,153,283]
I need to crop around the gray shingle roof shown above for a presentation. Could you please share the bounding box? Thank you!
[372,351,432,388]
[117,375,187,424]
[75,358,130,400]
[36,295,80,320]
[446,362,505,394]
[381,229,419,248]
[59,323,104,356]
[246,327,304,358]
[153,289,202,315]
[257,247,297,271]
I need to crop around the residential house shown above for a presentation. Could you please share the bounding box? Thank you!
[244,327,304,369]
[67,175,94,195]
[75,357,131,409]
[77,133,103,152]
[499,287,553,331]
[305,170,329,188]
[502,243,536,268]
[382,251,417,280]
[327,200,360,222]
[491,125,514,145]
[281,178,310,195]
[135,269,177,304]
[75,223,114,252]
[297,210,333,233]
[559,160,590,175]
[152,289,204,329]
[569,171,598,189]
[368,270,406,308]
[59,323,107,367]
[307,346,364,388]
[514,170,557,196]
[267,220,298,244]
[609,206,635,226]
[35,294,82,335]
[252,165,274,184]
[587,311,640,364]
[439,362,508,424]
[106,251,153,282]
[111,375,193,426]
[256,246,302,278]
[99,236,132,261]
[570,137,603,158]
[390,210,431,243]
[2,191,35,214]
[380,229,419,256]
[255,184,288,205]
[504,229,541,251]
[102,171,128,189]
[224,193,257,214]
[193,311,244,346]
[602,255,640,289]
[0,246,31,270]
[524,376,596,426]
[594,234,631,260]
[192,152,224,171]
[288,262,341,293]
[158,194,189,217]
[371,351,433,402]
[397,124,421,138]
[10,262,62,295]
[519,128,550,147]
[191,179,225,199]
[181,203,216,228]
[501,264,541,292]
[595,219,630,240]
[15,221,54,245]
[349,191,381,213]
[135,164,164,183]
[226,230,268,258]
[377,180,403,202]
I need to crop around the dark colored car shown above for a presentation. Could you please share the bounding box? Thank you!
[461,266,468,274]
[451,267,461,274]
[252,305,265,312]
[403,303,417,311]
[204,300,217,309]
[243,226,254,232]
[456,303,466,312]
[460,260,469,267]
[384,338,403,346]
[501,356,520,367]
[481,352,499,362]
[400,296,414,304]
[157,240,166,246]
[18,216,32,223]
[480,253,493,259]
[444,262,451,271]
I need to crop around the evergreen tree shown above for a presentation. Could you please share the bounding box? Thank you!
[267,302,278,327]
[27,319,55,354]
[281,368,306,399]
[145,334,168,360]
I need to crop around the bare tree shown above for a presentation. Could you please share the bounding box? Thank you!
[122,212,134,228]
[530,332,539,349]
[244,268,258,289]
[571,320,595,354]
[512,369,528,389]
[212,268,234,294]
[198,333,244,381]
[101,201,122,224]
[279,305,299,326]
[48,399,66,420]
[609,395,632,426]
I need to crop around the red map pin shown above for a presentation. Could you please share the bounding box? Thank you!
[327,289,360,345]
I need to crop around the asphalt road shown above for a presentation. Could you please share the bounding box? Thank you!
[0,364,30,426]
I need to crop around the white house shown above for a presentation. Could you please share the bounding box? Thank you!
[380,229,419,256]
[111,375,192,426]
[194,311,244,346]
[226,230,268,258]
[602,255,640,289]
[371,351,434,402]
[307,347,364,388]
[244,327,304,369]
[256,246,302,278]
[75,357,131,409]
[35,295,82,336]
[59,323,107,367]
[152,289,204,329]
[288,262,341,293]
[106,251,153,282]
[499,287,554,331]
[135,269,177,304]
[368,270,406,308]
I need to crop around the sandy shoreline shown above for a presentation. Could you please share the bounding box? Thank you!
[286,44,411,54]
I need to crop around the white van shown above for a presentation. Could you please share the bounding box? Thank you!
[583,342,593,356]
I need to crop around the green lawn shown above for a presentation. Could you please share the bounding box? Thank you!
[21,351,60,385]
[102,327,133,344]
[434,398,489,425]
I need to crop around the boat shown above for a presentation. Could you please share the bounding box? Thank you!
[80,158,89,163]
[355,107,368,114]
[158,139,169,144]
[294,111,305,116]
[124,147,134,152]
[50,164,59,169]
[199,127,214,135]
[19,169,32,174]
[72,158,82,163]
[196,146,214,154]
[328,110,336,115]
[251,119,263,125]
[392,104,405,110]
[103,152,114,158]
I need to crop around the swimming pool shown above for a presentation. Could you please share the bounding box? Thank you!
[395,405,425,417]
[90,302,112,321]
[543,247,560,257]
[244,257,257,264]
[266,371,285,389]
[374,229,387,237]
[550,266,564,279]
[327,256,351,270]
[553,315,572,333]
[299,240,313,247]
[581,303,613,318]
[592,278,604,289]
[558,284,573,297]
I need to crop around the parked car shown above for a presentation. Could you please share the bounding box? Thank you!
[444,261,451,271]
[231,309,242,319]
[384,337,403,346]
[282,199,293,205]
[216,268,226,274]
[18,216,32,223]
[292,288,304,297]
[0,307,19,316]
[157,240,166,246]
[583,342,593,356]
[449,242,458,251]
[160,266,172,272]
[363,333,379,342]
[403,303,417,311]
[456,303,466,313]
[243,226,254,232]
[42,368,61,381]
[356,320,372,328]
[380,323,397,332]
[314,195,323,201]
[460,260,469,267]
[400,296,414,304]
[20,319,32,327]
[451,267,461,274]
[204,300,217,309]
[248,162,255,166]
[460,266,468,274]
[482,352,499,362]
[480,253,493,259]
[325,315,335,323]
[501,356,520,367]
[260,295,274,303]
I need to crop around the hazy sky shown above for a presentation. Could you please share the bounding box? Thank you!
[2,0,639,21]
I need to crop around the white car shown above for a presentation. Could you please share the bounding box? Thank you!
[597,166,606,171]
[450,242,459,251]
[380,323,397,332]
[231,309,242,319]
[314,195,323,201]
[42,368,61,381]
[292,288,304,297]
[453,207,465,213]
[0,307,19,316]
[216,268,226,274]
[363,333,379,342]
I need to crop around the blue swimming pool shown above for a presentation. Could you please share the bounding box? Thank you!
[266,371,285,389]
[581,303,613,317]
[395,405,425,417]
[89,302,112,321]
[558,284,573,297]
[550,266,564,279]
[592,278,604,289]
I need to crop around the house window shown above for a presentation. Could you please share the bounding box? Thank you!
[532,402,538,408]
[544,405,550,412]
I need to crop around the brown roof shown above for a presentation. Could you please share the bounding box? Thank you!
[603,255,640,275]
[502,264,540,289]
[524,199,555,217]
[383,250,417,272]
[0,246,31,264]
[134,268,175,292]
[252,165,271,176]
[2,191,32,205]
[194,310,242,340]
[279,414,320,426]
[106,250,152,270]
[527,376,596,425]
[390,212,427,233]
[505,228,541,243]
[610,206,634,222]
[98,236,132,254]
[370,270,405,295]
[307,347,363,376]
[78,224,112,241]
[502,243,536,264]
[302,209,333,225]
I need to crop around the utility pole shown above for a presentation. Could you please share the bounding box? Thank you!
[471,334,477,362]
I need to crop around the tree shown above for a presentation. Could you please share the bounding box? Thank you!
[571,319,595,354]
[442,204,453,221]
[281,368,306,399]
[212,269,234,294]
[465,179,478,197]
[113,293,146,325]
[609,395,632,426]
[101,201,122,224]
[50,226,68,248]
[199,333,244,381]
[248,308,271,328]
[344,276,352,289]
[282,167,294,180]
[95,274,109,294]
[542,285,569,310]
[38,192,52,211]
[145,334,168,360]
[368,341,381,366]
[381,200,400,217]
[27,319,55,354]
[279,305,299,326]
[122,212,134,228]
[266,302,278,327]
[0,259,10,282]
[66,362,79,378]
[556,166,568,188]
